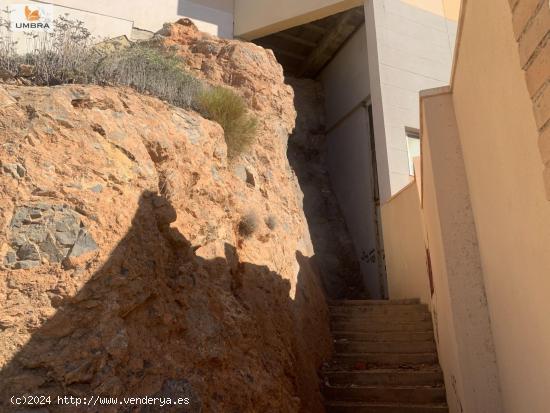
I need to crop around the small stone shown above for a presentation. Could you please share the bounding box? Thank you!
[1,162,25,179]
[89,184,103,193]
[17,242,40,261]
[11,233,26,246]
[10,208,29,227]
[29,209,42,219]
[40,233,65,263]
[35,203,51,211]
[16,164,26,178]
[69,229,98,257]
[54,213,80,233]
[233,164,247,182]
[26,225,48,243]
[14,260,40,269]
[211,166,220,181]
[55,229,79,246]
[4,250,16,265]
[66,182,83,190]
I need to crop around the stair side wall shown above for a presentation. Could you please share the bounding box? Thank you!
[420,90,504,413]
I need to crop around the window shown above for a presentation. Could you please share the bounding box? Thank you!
[405,128,420,176]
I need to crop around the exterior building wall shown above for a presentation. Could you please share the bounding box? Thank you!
[507,0,550,197]
[420,89,503,413]
[365,0,458,201]
[321,26,386,298]
[451,0,550,410]
[321,26,371,129]
[419,100,467,413]
[380,181,431,304]
[15,0,234,39]
[383,0,550,410]
[326,108,383,298]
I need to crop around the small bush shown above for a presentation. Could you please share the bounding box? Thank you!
[265,215,277,230]
[238,211,259,238]
[0,13,259,160]
[18,15,97,85]
[0,8,19,75]
[95,44,202,108]
[197,86,257,158]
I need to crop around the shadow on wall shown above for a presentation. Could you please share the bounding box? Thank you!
[286,77,366,300]
[0,191,330,413]
[176,0,234,37]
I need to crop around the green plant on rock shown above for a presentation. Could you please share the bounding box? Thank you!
[197,86,258,159]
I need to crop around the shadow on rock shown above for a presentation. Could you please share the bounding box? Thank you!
[0,191,331,413]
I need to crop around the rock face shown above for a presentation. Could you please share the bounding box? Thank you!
[0,20,332,413]
[5,204,98,269]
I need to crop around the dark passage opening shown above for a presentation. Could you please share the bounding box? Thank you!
[253,7,383,299]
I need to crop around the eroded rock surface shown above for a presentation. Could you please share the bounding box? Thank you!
[5,203,98,269]
[0,20,331,413]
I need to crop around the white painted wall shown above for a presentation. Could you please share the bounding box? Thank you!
[320,27,385,298]
[16,0,234,38]
[321,25,370,129]
[364,0,457,200]
[326,108,383,298]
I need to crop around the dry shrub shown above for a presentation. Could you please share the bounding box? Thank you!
[0,8,19,75]
[24,15,97,85]
[0,12,258,159]
[238,211,259,238]
[197,86,258,158]
[95,44,202,109]
[0,12,98,84]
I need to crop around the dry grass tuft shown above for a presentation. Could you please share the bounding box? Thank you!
[238,211,259,238]
[197,86,258,159]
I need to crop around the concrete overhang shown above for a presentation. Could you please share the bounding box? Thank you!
[234,0,363,40]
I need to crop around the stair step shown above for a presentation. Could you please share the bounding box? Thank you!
[323,384,446,404]
[333,331,434,342]
[329,304,428,315]
[329,299,421,306]
[325,401,449,413]
[330,312,431,322]
[324,369,444,387]
[332,353,438,368]
[331,320,433,332]
[335,340,436,354]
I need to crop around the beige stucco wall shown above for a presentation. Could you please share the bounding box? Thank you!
[234,0,363,40]
[419,98,465,413]
[420,89,503,413]
[451,0,550,410]
[381,182,431,304]
[507,0,550,196]
[21,0,234,38]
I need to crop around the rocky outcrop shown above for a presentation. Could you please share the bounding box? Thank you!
[5,203,98,269]
[0,20,331,413]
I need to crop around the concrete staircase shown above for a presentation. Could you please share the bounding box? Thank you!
[322,299,448,413]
